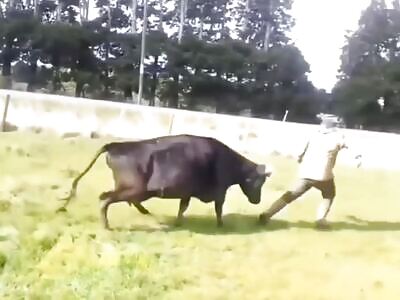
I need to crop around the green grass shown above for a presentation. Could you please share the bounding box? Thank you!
[1,131,400,299]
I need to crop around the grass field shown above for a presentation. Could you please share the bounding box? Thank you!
[1,131,400,299]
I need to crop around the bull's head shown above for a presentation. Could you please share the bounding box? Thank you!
[240,164,272,204]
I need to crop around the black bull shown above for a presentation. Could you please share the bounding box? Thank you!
[60,134,272,229]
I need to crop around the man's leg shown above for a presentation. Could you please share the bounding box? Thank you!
[259,179,312,224]
[315,179,336,229]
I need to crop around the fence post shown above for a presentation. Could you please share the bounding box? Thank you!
[168,113,175,135]
[1,94,11,132]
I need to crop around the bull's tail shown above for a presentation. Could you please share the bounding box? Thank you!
[58,145,108,210]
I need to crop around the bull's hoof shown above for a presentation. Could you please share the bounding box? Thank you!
[136,207,151,215]
[58,194,71,201]
[56,206,67,213]
[258,213,270,225]
[141,208,151,215]
[174,219,183,227]
[99,192,110,200]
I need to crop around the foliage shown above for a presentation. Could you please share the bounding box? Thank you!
[333,0,400,131]
[0,0,327,123]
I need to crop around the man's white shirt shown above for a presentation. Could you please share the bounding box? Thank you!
[298,128,347,181]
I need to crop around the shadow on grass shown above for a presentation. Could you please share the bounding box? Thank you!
[115,214,400,235]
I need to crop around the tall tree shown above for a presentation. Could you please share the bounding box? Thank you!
[234,0,294,50]
[0,7,37,88]
[333,0,400,130]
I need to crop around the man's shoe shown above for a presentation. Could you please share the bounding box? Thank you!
[315,219,331,230]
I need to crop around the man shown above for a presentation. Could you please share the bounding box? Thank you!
[259,115,362,230]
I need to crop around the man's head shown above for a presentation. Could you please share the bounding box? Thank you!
[317,114,342,131]
[321,117,339,129]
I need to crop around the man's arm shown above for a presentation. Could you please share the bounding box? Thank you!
[297,140,309,163]
[339,134,363,168]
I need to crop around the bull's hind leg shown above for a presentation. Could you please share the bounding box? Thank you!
[99,191,113,200]
[175,197,190,226]
[100,197,114,230]
[99,187,147,229]
[101,187,150,215]
[131,202,151,215]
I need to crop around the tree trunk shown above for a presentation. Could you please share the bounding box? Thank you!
[80,0,90,22]
[124,86,132,101]
[150,56,159,106]
[263,0,273,52]
[75,81,84,97]
[104,5,111,93]
[52,68,63,92]
[33,0,38,17]
[215,71,222,112]
[131,0,137,33]
[169,73,179,108]
[1,42,13,88]
[158,0,163,32]
[178,0,187,43]
[198,5,204,40]
[56,0,61,22]
[27,57,38,92]
[86,0,90,20]
[264,21,271,51]
[220,4,227,40]
[1,49,12,77]
[243,0,251,36]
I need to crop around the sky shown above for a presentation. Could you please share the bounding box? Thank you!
[289,0,371,92]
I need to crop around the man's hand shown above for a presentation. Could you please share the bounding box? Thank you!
[355,154,362,168]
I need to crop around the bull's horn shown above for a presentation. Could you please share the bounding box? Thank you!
[257,164,272,176]
[256,164,266,174]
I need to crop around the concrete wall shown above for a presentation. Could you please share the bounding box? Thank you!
[1,89,400,170]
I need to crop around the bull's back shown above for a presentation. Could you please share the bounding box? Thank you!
[146,138,217,196]
[104,135,219,193]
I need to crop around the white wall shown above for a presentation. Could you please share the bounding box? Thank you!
[1,89,400,170]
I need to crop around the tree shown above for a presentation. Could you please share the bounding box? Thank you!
[31,23,99,93]
[0,8,37,88]
[234,0,294,50]
[333,0,400,131]
[0,0,324,124]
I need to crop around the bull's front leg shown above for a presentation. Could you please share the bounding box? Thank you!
[214,191,226,227]
[175,197,190,226]
[214,200,224,227]
[100,198,112,230]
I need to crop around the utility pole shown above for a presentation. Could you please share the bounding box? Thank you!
[137,0,148,104]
